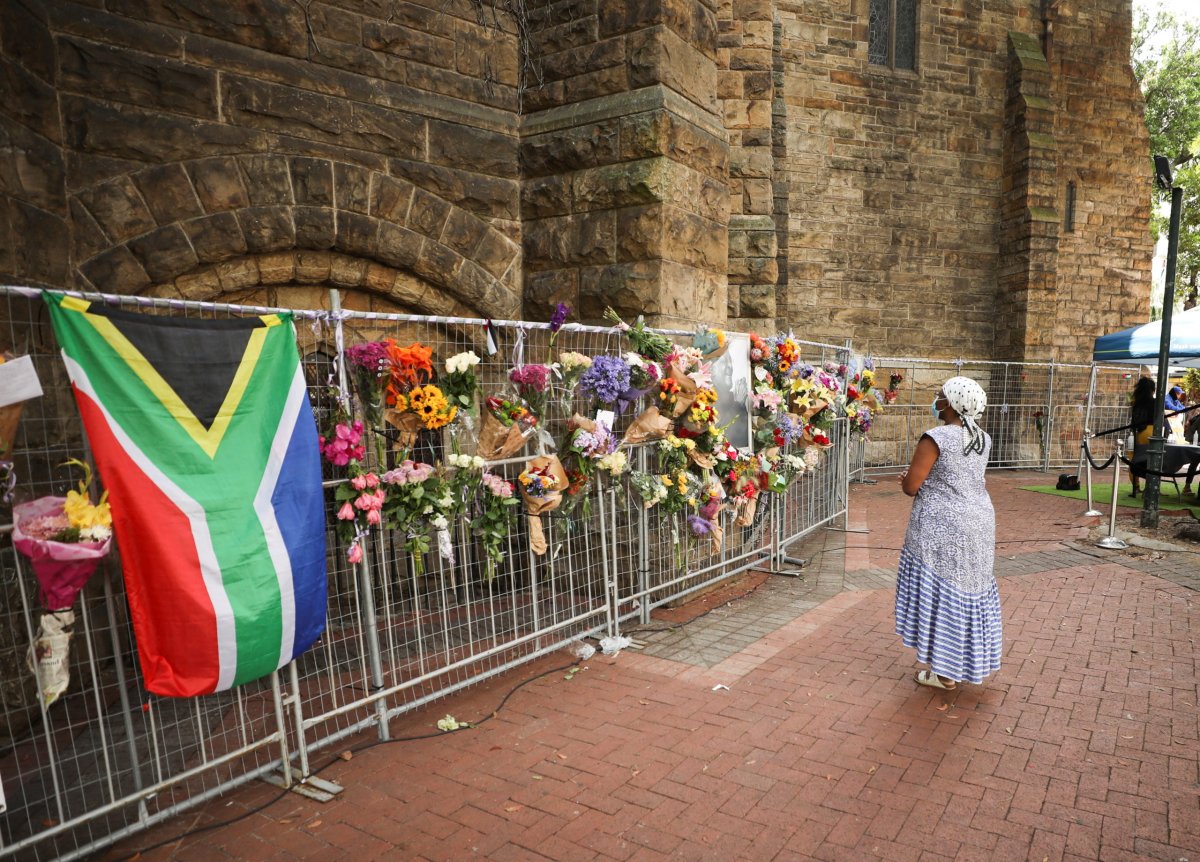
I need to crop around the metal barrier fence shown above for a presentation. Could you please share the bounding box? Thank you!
[0,287,850,861]
[859,358,1139,473]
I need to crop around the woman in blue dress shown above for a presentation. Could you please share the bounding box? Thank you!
[895,376,1001,690]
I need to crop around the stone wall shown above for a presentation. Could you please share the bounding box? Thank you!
[520,0,730,328]
[0,0,1154,363]
[0,0,523,319]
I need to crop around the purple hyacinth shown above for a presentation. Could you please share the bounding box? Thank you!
[550,302,570,334]
[578,354,630,404]
[776,413,803,446]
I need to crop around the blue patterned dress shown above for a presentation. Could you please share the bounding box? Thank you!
[895,423,1002,683]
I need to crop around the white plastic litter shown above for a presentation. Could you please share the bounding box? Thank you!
[598,635,633,656]
[570,642,596,661]
[712,684,730,692]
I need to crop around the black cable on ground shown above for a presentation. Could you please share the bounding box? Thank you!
[115,660,577,861]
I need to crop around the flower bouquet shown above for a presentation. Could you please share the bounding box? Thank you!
[509,363,552,420]
[617,352,662,413]
[473,471,520,581]
[621,405,674,445]
[442,351,481,414]
[629,471,669,509]
[693,326,728,361]
[662,346,702,417]
[604,307,672,361]
[556,351,592,414]
[518,455,568,556]
[380,459,453,576]
[333,470,385,565]
[477,394,537,461]
[578,354,631,407]
[13,460,112,707]
[345,341,391,433]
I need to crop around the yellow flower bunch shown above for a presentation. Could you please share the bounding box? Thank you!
[694,388,718,407]
[62,459,111,531]
[861,370,875,388]
[407,384,457,430]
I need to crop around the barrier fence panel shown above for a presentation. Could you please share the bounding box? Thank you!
[0,286,856,860]
[861,359,1133,474]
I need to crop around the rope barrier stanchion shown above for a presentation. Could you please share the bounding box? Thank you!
[1097,436,1128,550]
[1082,432,1102,517]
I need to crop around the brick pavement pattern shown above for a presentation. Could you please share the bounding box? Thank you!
[107,473,1200,861]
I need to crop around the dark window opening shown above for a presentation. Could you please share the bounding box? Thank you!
[869,0,918,70]
[1064,181,1077,233]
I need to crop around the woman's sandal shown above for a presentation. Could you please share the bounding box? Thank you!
[915,669,956,690]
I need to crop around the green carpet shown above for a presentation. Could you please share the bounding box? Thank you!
[1020,482,1200,518]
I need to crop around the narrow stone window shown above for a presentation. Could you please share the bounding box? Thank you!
[1064,181,1077,233]
[869,0,918,70]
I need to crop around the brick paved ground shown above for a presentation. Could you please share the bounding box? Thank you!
[105,471,1200,862]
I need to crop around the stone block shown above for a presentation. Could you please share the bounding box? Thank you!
[76,176,157,246]
[388,271,433,310]
[127,223,199,282]
[9,201,69,285]
[521,121,622,177]
[408,187,451,240]
[188,157,250,213]
[742,71,772,99]
[310,3,360,43]
[413,239,465,290]
[738,284,775,318]
[628,26,719,113]
[723,99,770,129]
[616,204,664,262]
[214,257,260,291]
[389,158,519,221]
[742,177,772,214]
[257,251,296,285]
[441,208,488,257]
[237,206,297,253]
[455,20,519,88]
[291,157,334,206]
[329,254,368,288]
[620,109,728,178]
[524,268,578,311]
[2,53,60,143]
[522,174,572,219]
[183,212,248,263]
[473,228,520,280]
[599,0,717,60]
[728,255,778,283]
[63,96,266,163]
[362,20,456,67]
[293,206,336,249]
[428,119,518,179]
[69,198,108,262]
[662,206,726,272]
[106,0,308,58]
[579,260,663,321]
[335,211,379,257]
[294,250,331,283]
[571,159,667,211]
[3,2,54,80]
[370,175,414,223]
[174,267,222,300]
[57,37,218,119]
[334,163,372,214]
[239,154,294,206]
[80,244,151,293]
[376,223,424,270]
[132,164,204,224]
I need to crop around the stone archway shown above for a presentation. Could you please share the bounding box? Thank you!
[69,155,522,319]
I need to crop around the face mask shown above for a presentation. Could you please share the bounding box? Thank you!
[932,397,941,419]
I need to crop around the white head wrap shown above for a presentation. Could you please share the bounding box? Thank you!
[942,376,987,455]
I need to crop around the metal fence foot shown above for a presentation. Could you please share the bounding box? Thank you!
[261,772,345,803]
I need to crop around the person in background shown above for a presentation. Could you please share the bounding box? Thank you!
[1166,385,1186,414]
[1128,377,1156,498]
[896,377,1001,691]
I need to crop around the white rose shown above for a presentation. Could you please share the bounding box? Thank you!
[463,351,480,368]
[471,456,485,469]
[432,515,449,530]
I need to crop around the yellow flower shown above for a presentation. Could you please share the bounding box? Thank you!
[65,489,111,530]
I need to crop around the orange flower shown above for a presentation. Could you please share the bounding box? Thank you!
[386,340,433,388]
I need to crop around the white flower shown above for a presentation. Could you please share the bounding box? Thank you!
[623,352,646,370]
[432,514,449,530]
[446,453,462,468]
[598,451,628,475]
[471,456,486,469]
[80,525,112,542]
[446,351,480,374]
[423,504,433,515]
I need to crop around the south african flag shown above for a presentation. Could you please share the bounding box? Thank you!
[45,292,327,697]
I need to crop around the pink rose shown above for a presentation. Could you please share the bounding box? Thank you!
[347,543,363,564]
[337,502,355,520]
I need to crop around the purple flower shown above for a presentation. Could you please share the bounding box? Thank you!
[776,413,803,446]
[578,354,630,404]
[345,341,390,375]
[687,515,713,537]
[550,303,570,334]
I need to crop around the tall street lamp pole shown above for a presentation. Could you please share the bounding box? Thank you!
[1142,156,1183,528]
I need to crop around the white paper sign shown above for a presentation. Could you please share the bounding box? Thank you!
[0,355,42,408]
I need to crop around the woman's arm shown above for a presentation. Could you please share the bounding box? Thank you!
[900,434,940,497]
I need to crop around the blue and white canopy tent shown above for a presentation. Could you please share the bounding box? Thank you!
[1092,306,1200,368]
